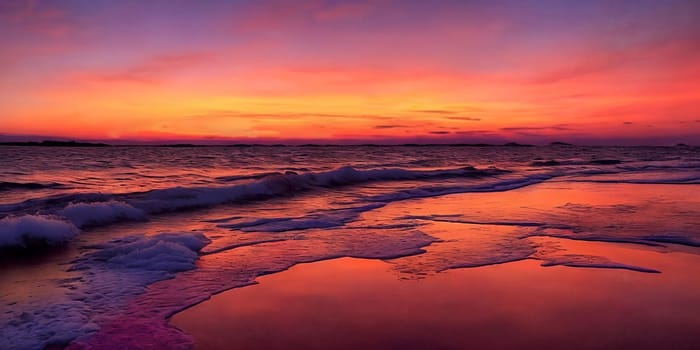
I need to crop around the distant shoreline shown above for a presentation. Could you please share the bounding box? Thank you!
[0,140,111,147]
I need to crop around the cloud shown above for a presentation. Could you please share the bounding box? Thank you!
[86,53,214,84]
[530,50,636,85]
[445,116,481,121]
[407,110,482,121]
[429,131,450,135]
[374,124,406,129]
[623,121,633,125]
[501,125,572,132]
[412,109,456,114]
[184,111,394,122]
[527,13,700,87]
[454,130,496,135]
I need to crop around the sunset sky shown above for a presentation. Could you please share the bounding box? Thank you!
[1,0,699,145]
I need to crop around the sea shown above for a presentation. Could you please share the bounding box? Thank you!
[1,145,699,349]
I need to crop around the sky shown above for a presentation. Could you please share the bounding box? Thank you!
[1,0,699,145]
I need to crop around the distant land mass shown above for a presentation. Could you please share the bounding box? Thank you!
[0,140,110,147]
[502,142,534,147]
[154,143,200,147]
[1,140,541,147]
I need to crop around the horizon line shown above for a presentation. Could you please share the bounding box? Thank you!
[0,139,696,148]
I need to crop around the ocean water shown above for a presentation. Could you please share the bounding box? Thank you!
[1,145,700,349]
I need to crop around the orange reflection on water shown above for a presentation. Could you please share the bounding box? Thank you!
[172,244,700,350]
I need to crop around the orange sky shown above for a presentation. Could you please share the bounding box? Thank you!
[1,0,699,145]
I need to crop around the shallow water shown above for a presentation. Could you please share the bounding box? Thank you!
[1,145,699,349]
[172,252,700,350]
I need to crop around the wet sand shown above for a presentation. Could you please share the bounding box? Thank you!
[171,242,700,350]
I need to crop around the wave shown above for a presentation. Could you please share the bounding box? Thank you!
[0,166,505,248]
[0,201,147,248]
[217,203,385,233]
[2,163,699,246]
[0,192,114,215]
[1,165,504,217]
[364,172,557,202]
[529,158,623,167]
[642,234,700,247]
[565,170,700,184]
[215,172,282,182]
[58,201,146,228]
[530,158,700,169]
[0,181,63,191]
[0,215,79,248]
[128,165,507,214]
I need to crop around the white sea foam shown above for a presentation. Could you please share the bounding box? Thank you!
[0,301,97,350]
[0,202,145,248]
[58,201,146,228]
[78,232,210,273]
[0,215,79,248]
[0,232,210,349]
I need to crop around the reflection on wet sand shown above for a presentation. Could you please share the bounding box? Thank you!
[172,244,700,350]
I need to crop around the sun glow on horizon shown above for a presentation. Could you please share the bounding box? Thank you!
[1,0,699,145]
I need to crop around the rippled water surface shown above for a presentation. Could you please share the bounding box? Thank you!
[1,145,699,349]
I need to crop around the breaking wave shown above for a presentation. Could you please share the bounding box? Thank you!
[0,215,78,248]
[0,166,505,233]
[58,201,146,228]
[2,162,700,249]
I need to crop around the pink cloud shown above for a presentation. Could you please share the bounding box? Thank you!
[78,53,215,84]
